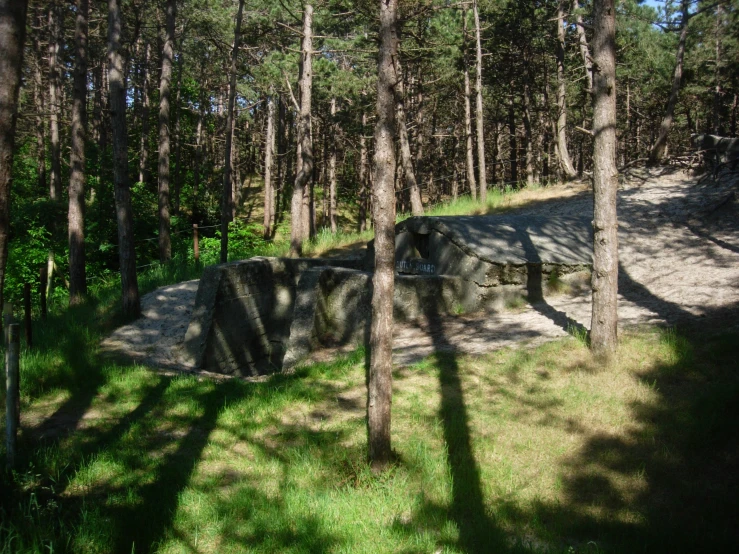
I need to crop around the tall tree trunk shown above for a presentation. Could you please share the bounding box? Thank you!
[263,95,275,238]
[172,49,184,215]
[522,80,535,186]
[649,1,689,164]
[139,41,151,185]
[369,0,398,472]
[590,0,618,358]
[108,0,140,319]
[712,4,723,135]
[289,3,313,257]
[32,23,47,193]
[0,0,28,309]
[473,0,487,202]
[358,110,368,232]
[48,0,62,201]
[220,0,244,263]
[508,99,518,183]
[157,0,175,262]
[572,0,594,93]
[193,74,206,204]
[68,0,89,305]
[329,97,338,233]
[394,55,423,216]
[556,2,578,178]
[462,5,477,199]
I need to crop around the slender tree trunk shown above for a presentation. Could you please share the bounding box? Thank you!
[590,0,618,358]
[290,3,313,257]
[508,99,518,183]
[462,6,477,199]
[649,1,689,164]
[220,0,245,263]
[0,0,28,309]
[172,50,184,215]
[193,75,206,203]
[369,0,398,472]
[263,95,276,238]
[712,4,723,135]
[157,0,175,262]
[522,80,535,186]
[47,0,62,201]
[33,26,47,193]
[358,110,368,232]
[139,41,151,185]
[108,0,140,319]
[473,0,487,202]
[556,2,578,178]
[573,0,594,93]
[394,56,423,216]
[68,0,89,305]
[329,97,338,232]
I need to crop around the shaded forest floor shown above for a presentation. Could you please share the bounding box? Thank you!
[3,167,739,553]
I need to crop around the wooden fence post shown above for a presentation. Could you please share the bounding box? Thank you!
[39,264,48,320]
[5,323,20,470]
[23,283,32,349]
[193,224,200,264]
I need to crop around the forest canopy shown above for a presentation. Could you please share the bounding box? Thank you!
[4,0,737,309]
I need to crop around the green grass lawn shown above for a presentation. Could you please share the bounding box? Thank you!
[2,302,737,553]
[1,183,737,553]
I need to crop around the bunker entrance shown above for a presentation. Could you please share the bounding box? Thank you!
[181,215,593,377]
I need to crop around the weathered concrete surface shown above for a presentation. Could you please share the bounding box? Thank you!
[277,267,484,369]
[396,215,593,266]
[386,215,592,308]
[181,257,361,377]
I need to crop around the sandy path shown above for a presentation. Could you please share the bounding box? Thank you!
[101,167,739,372]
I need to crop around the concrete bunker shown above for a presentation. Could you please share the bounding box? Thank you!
[181,215,593,377]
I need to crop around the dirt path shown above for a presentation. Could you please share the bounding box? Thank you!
[102,167,739,372]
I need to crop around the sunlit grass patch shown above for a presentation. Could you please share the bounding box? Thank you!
[3,317,738,554]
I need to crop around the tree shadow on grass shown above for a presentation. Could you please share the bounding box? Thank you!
[395,298,510,553]
[524,329,739,553]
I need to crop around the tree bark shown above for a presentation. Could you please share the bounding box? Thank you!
[108,0,140,319]
[157,0,175,262]
[462,5,477,199]
[0,0,28,309]
[522,79,535,186]
[220,0,245,263]
[68,0,89,305]
[47,0,62,201]
[329,97,338,233]
[572,0,594,93]
[394,55,423,216]
[290,3,314,257]
[590,0,618,358]
[358,110,368,232]
[556,2,578,178]
[508,98,518,183]
[473,0,487,202]
[649,1,689,164]
[368,0,398,472]
[139,41,151,185]
[32,12,47,193]
[263,95,276,238]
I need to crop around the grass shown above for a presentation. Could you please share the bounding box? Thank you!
[2,312,737,553]
[3,179,736,552]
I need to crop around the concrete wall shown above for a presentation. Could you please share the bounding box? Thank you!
[181,257,361,377]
